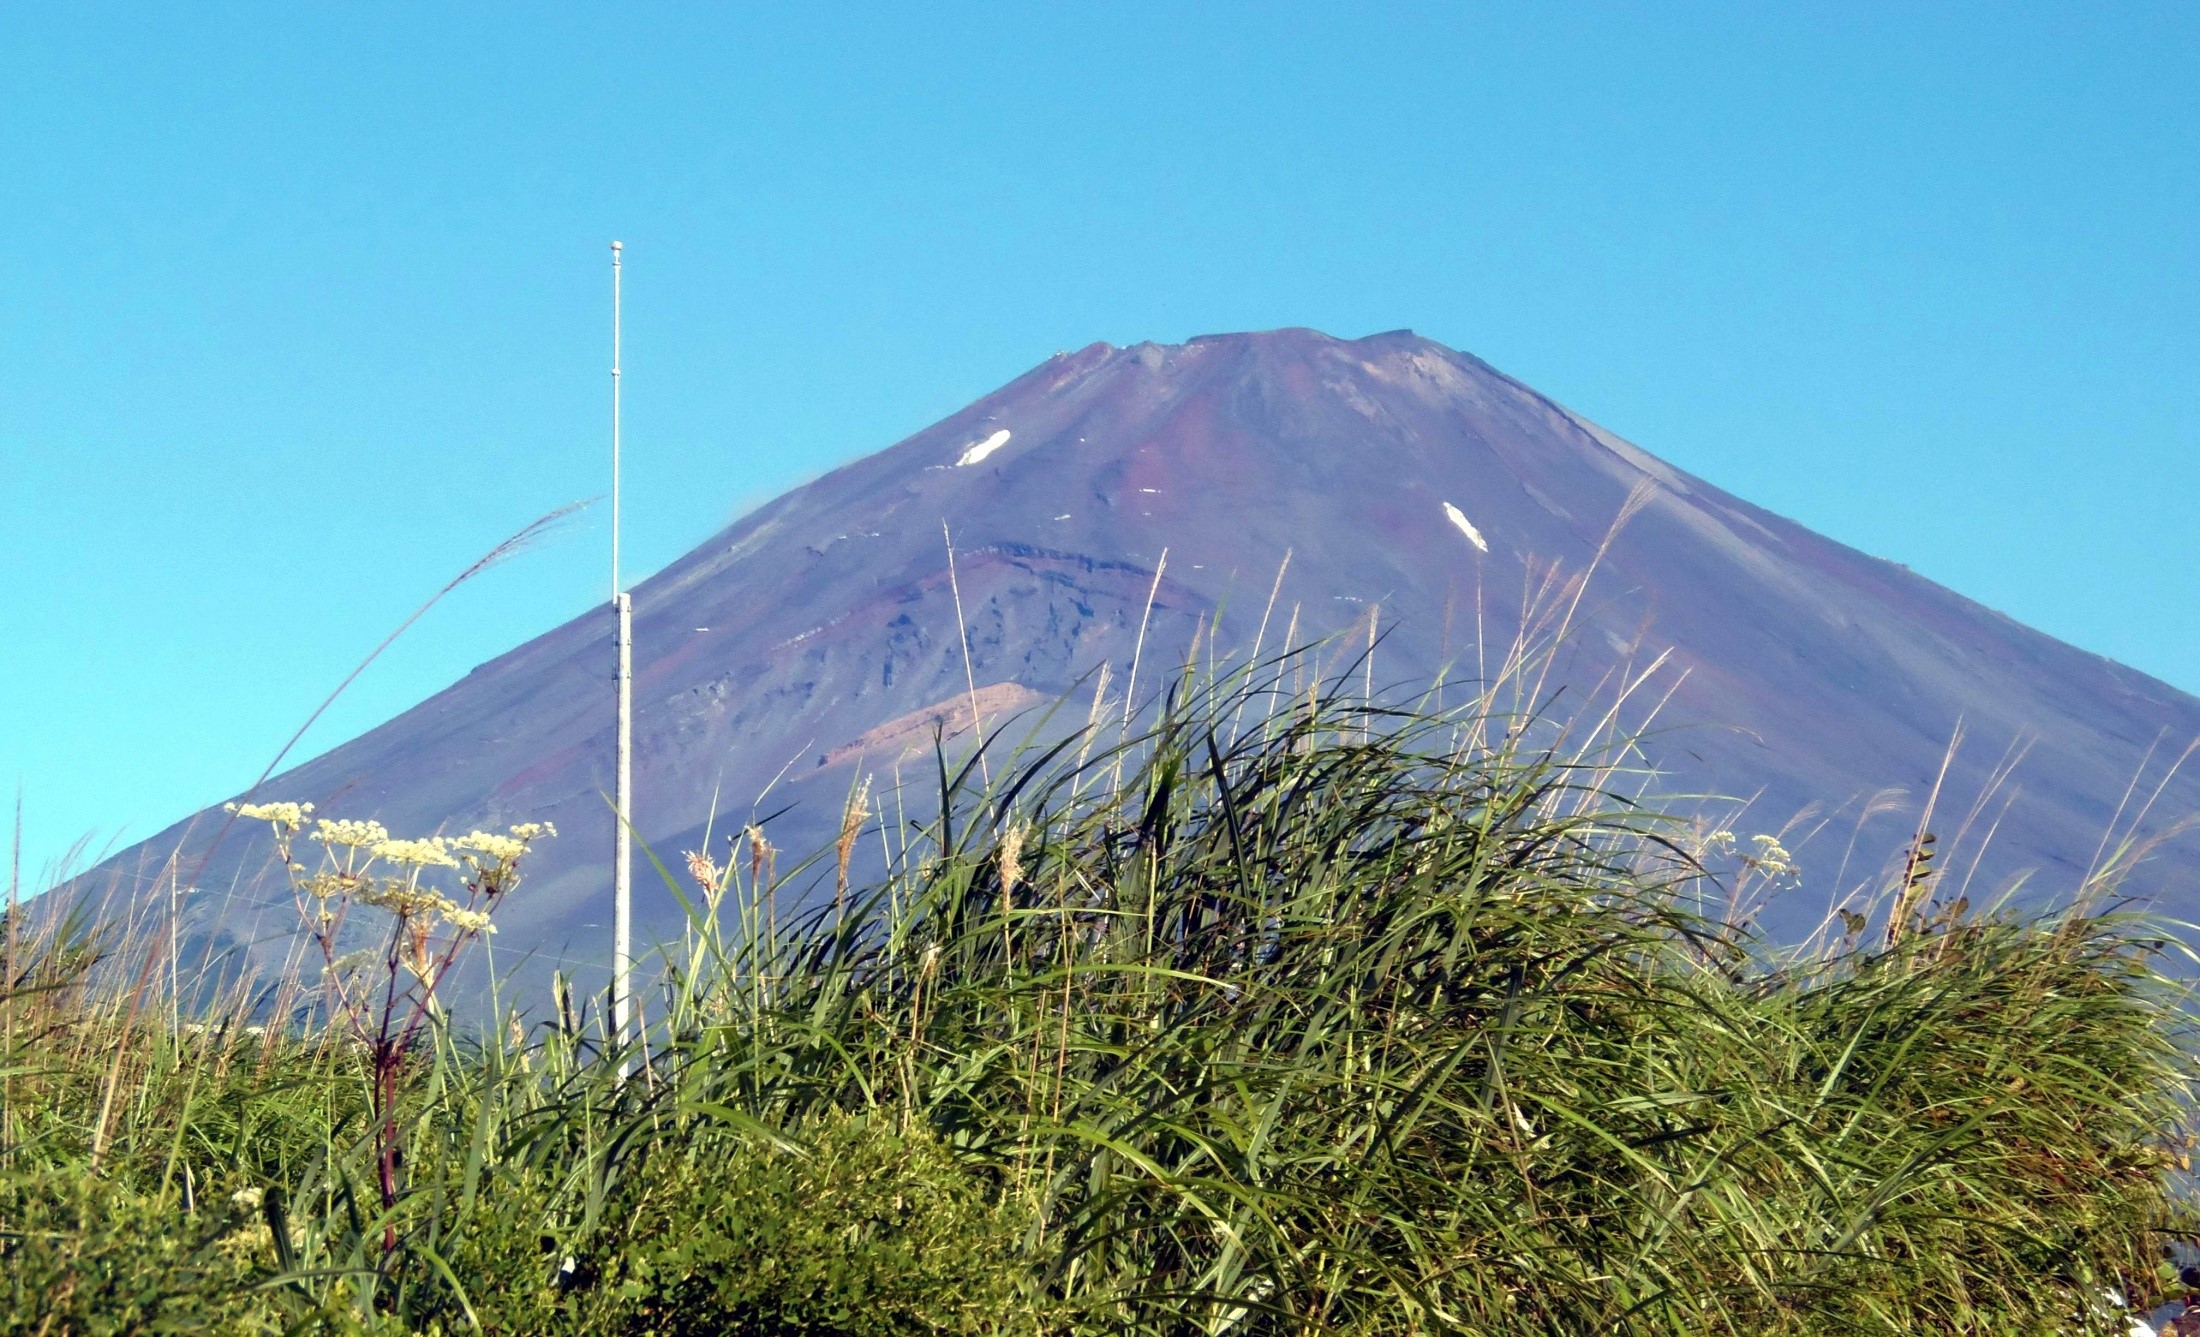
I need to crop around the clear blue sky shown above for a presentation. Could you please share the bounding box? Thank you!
[3,4,2194,886]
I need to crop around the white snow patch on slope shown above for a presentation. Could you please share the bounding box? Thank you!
[1442,502,1489,553]
[955,429,1012,467]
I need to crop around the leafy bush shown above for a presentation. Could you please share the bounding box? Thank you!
[0,1169,271,1335]
[558,1112,1043,1335]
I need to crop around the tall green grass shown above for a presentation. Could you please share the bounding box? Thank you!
[4,655,2195,1334]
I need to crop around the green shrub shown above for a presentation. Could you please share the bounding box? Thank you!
[467,1112,1045,1336]
[0,1169,270,1335]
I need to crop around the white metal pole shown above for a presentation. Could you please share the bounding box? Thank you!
[611,240,623,600]
[610,240,633,1069]
[169,868,180,1032]
[614,591,632,1058]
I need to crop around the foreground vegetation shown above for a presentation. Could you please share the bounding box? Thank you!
[4,661,2195,1334]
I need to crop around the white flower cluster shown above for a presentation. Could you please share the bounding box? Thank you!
[299,870,366,901]
[1746,833,1799,881]
[444,907,493,934]
[456,831,527,863]
[348,883,493,936]
[355,882,454,917]
[246,807,552,966]
[1698,828,1801,885]
[313,818,388,849]
[372,837,460,868]
[227,800,315,831]
[452,823,556,867]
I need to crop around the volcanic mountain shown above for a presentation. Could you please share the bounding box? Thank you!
[95,329,2200,993]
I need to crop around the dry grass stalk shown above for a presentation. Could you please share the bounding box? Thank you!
[836,776,872,921]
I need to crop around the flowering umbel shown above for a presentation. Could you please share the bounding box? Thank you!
[228,804,555,1223]
[228,804,554,958]
[229,804,558,1231]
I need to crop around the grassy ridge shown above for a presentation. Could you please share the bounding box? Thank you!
[3,662,2194,1333]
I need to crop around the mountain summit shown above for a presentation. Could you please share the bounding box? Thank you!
[101,329,2200,987]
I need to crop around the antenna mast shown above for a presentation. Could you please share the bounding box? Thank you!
[610,240,634,1071]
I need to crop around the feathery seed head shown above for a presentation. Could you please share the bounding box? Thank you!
[999,823,1026,897]
[685,848,724,896]
[746,824,777,888]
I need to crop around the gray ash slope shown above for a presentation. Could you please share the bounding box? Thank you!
[103,328,2200,992]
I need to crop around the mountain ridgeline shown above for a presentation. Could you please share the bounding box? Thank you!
[95,328,2200,994]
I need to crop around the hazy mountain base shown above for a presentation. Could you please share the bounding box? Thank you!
[5,667,2198,1335]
